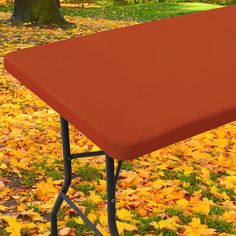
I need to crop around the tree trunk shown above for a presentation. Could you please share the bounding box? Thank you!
[11,0,70,28]
[56,0,61,8]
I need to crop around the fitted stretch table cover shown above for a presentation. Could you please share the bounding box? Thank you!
[4,5,236,160]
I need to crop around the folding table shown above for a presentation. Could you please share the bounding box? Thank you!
[3,4,236,235]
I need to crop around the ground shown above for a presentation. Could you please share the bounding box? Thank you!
[0,4,236,236]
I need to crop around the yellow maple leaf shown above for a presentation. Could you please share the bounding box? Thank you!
[222,210,236,223]
[17,203,26,212]
[210,186,220,196]
[0,205,7,211]
[36,178,58,201]
[91,144,100,151]
[221,191,231,201]
[122,188,136,196]
[22,222,36,230]
[3,216,22,236]
[157,164,168,170]
[153,179,165,190]
[88,212,97,222]
[182,163,194,176]
[138,187,152,195]
[74,217,84,225]
[117,208,134,221]
[97,179,106,192]
[221,176,236,189]
[152,216,179,231]
[226,169,236,176]
[41,198,56,210]
[99,212,108,227]
[0,163,7,169]
[146,200,159,207]
[217,154,231,168]
[183,217,216,235]
[10,157,28,169]
[59,227,73,236]
[176,199,189,208]
[46,158,54,164]
[38,222,51,234]
[89,191,103,204]
[215,138,228,147]
[200,167,210,180]
[192,197,213,215]
[96,224,110,236]
[138,170,150,178]
[117,221,137,235]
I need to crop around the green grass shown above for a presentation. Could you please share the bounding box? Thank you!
[0,4,12,13]
[216,186,236,201]
[124,231,135,236]
[76,183,96,195]
[61,2,222,22]
[77,163,102,181]
[133,214,162,235]
[165,207,183,216]
[161,170,203,195]
[209,205,227,216]
[121,161,134,171]
[161,169,177,180]
[202,189,223,203]
[0,170,7,177]
[66,218,95,235]
[27,204,42,213]
[208,218,235,233]
[41,161,63,180]
[162,229,178,236]
[82,199,96,214]
[165,207,192,224]
[209,171,229,181]
[21,169,36,187]
[193,213,235,233]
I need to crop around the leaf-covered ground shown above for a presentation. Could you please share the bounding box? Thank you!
[0,11,236,236]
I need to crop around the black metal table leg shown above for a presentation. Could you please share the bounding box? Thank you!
[50,116,122,235]
[51,116,72,236]
[106,155,119,236]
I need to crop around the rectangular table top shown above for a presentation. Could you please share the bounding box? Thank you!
[4,5,236,160]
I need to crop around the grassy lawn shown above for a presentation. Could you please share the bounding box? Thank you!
[61,2,223,22]
[0,2,223,22]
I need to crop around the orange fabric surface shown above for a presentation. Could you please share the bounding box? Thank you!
[4,5,236,160]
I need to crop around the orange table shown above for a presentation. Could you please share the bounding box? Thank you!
[4,4,236,235]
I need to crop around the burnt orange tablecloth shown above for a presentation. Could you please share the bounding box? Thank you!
[4,5,236,160]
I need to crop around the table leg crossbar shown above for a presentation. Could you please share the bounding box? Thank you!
[70,150,105,160]
[50,116,122,236]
